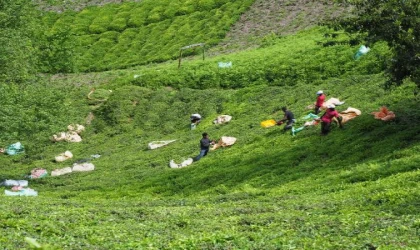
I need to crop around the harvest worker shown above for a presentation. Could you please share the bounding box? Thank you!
[277,107,296,131]
[190,113,202,129]
[320,104,343,135]
[315,90,326,114]
[193,132,215,161]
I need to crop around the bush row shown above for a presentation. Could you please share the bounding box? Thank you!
[42,0,255,72]
[124,28,391,89]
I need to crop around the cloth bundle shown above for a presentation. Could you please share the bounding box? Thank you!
[336,107,362,124]
[55,150,73,162]
[51,167,73,177]
[52,124,85,143]
[5,188,38,196]
[213,115,232,124]
[72,162,95,172]
[1,179,28,187]
[371,106,395,121]
[211,136,237,150]
[169,158,194,168]
[28,168,48,179]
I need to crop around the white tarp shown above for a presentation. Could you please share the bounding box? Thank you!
[169,158,194,168]
[148,140,176,150]
[1,180,28,187]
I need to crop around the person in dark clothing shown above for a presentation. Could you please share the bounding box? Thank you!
[277,107,296,131]
[193,132,215,161]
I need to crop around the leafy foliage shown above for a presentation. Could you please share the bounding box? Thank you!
[41,0,255,72]
[124,28,390,89]
[1,73,419,248]
[0,0,42,83]
[331,0,420,87]
[0,1,419,249]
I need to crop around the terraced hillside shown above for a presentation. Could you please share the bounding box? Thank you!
[1,0,419,249]
[41,0,255,72]
[39,0,349,72]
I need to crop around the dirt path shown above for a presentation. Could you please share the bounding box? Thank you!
[34,0,140,12]
[37,0,349,52]
[208,0,350,55]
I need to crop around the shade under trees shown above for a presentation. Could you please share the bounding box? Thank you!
[332,0,419,88]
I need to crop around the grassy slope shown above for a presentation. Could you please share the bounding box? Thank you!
[0,2,419,250]
[0,72,419,248]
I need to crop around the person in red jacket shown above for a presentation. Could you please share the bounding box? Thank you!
[320,104,343,135]
[315,90,326,114]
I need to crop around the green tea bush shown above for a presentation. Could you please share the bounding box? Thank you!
[72,8,95,34]
[127,8,147,27]
[109,17,127,32]
[125,28,389,89]
[41,12,59,27]
[41,0,256,72]
[1,74,419,248]
[0,82,89,155]
[89,15,112,34]
[146,6,165,24]
[99,31,119,42]
[49,12,76,33]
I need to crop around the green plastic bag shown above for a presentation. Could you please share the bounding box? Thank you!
[354,45,370,60]
[6,142,25,155]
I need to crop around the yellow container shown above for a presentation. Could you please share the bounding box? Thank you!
[260,119,277,128]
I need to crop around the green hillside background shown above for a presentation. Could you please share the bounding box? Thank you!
[0,0,419,249]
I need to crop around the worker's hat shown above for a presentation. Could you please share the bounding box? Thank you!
[316,90,323,95]
[327,104,335,109]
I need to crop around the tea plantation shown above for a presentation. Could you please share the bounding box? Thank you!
[0,0,419,249]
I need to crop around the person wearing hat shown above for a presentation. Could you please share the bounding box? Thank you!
[277,107,296,131]
[193,132,215,161]
[315,90,326,114]
[320,104,343,135]
[190,113,202,129]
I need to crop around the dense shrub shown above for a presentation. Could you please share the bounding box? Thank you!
[124,28,390,89]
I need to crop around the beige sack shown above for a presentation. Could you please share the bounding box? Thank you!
[211,136,237,150]
[72,162,95,172]
[55,150,73,162]
[51,167,73,176]
[213,115,232,124]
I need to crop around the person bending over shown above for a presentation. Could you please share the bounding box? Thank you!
[193,132,215,161]
[320,104,343,135]
[277,107,296,131]
[190,113,201,129]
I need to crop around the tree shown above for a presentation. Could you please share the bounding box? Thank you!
[332,0,419,87]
